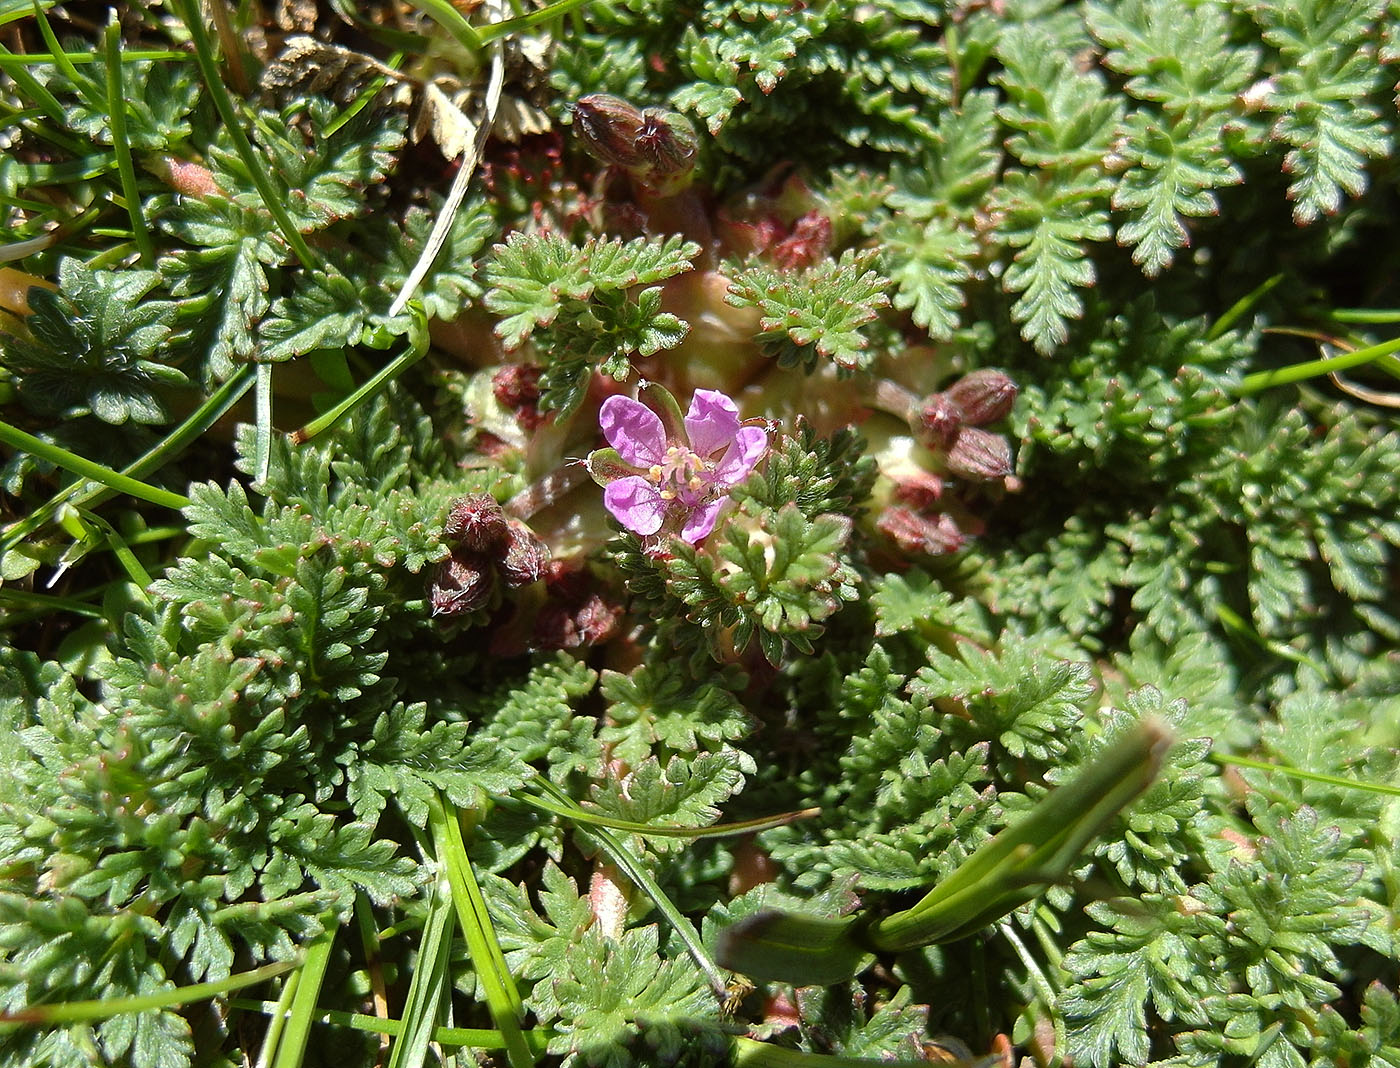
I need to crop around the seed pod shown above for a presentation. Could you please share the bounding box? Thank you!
[945,369,1018,426]
[443,494,509,552]
[945,426,1014,482]
[429,555,495,616]
[499,522,550,587]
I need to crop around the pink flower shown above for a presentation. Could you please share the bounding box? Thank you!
[589,386,768,543]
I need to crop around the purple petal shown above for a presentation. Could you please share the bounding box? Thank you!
[604,476,668,536]
[711,425,769,486]
[680,498,726,543]
[601,395,668,467]
[684,389,742,457]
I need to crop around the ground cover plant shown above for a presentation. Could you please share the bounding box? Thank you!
[1,0,1398,1065]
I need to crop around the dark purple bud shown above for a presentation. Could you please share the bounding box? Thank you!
[531,603,580,650]
[444,495,509,552]
[945,369,1018,426]
[499,522,550,587]
[945,426,1014,481]
[429,555,495,616]
[915,393,966,448]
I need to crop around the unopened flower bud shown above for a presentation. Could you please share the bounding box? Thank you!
[571,94,698,196]
[571,94,646,168]
[945,426,1013,481]
[915,393,966,448]
[877,507,966,555]
[944,369,1018,425]
[148,154,220,198]
[443,494,509,552]
[770,211,833,270]
[492,364,546,430]
[499,522,549,587]
[429,555,495,616]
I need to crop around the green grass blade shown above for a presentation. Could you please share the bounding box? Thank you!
[269,920,338,1068]
[29,2,97,110]
[1213,753,1400,797]
[867,721,1169,950]
[514,787,819,839]
[0,419,190,511]
[1,364,253,552]
[0,586,107,622]
[427,795,535,1068]
[228,1000,553,1053]
[477,0,597,43]
[1235,334,1400,396]
[0,48,183,65]
[290,304,429,443]
[256,967,299,1068]
[1332,307,1400,324]
[1209,273,1283,340]
[385,873,457,1068]
[74,508,154,595]
[402,0,483,55]
[0,958,298,1030]
[103,17,154,268]
[715,911,869,987]
[0,38,71,131]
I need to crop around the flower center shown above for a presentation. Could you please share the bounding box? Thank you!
[648,444,711,500]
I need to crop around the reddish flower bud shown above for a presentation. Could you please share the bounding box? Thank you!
[571,94,698,196]
[770,211,833,270]
[892,470,945,509]
[915,393,966,448]
[148,154,220,198]
[877,507,966,555]
[492,364,547,429]
[429,555,495,616]
[633,109,698,190]
[499,522,550,587]
[944,369,1018,426]
[945,426,1013,481]
[571,94,646,168]
[443,495,509,552]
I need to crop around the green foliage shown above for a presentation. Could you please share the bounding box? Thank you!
[486,864,722,1067]
[735,421,878,522]
[613,496,861,664]
[725,249,892,372]
[2,258,183,424]
[482,232,698,414]
[1062,800,1386,1067]
[154,192,282,384]
[51,48,201,151]
[1087,0,1255,274]
[597,660,752,768]
[1249,0,1393,223]
[4,1,1400,1066]
[217,97,405,232]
